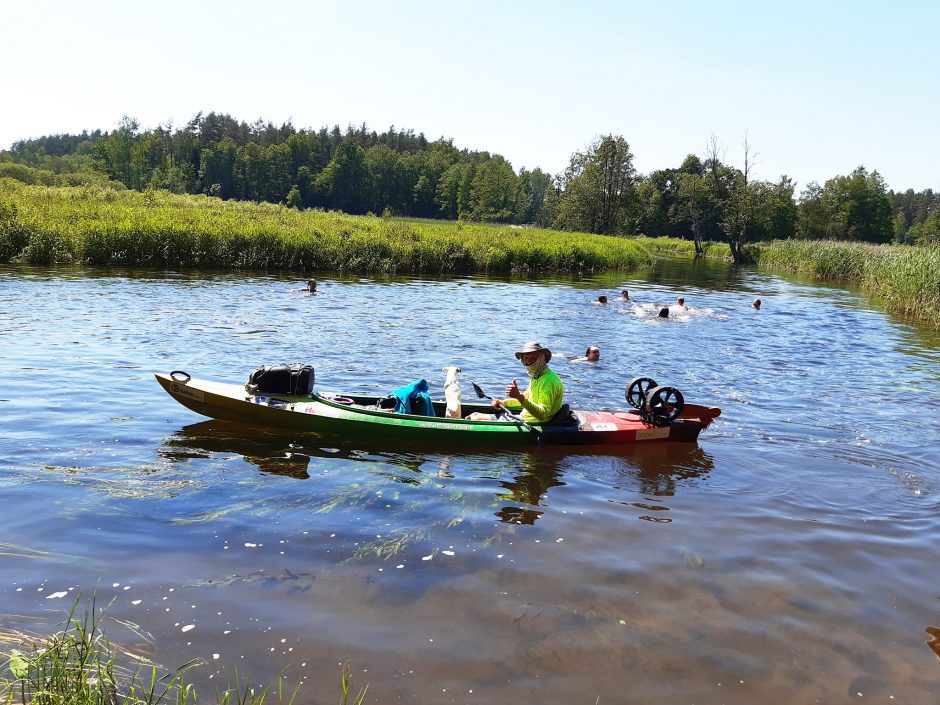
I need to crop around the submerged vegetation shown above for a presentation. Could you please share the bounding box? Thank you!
[0,597,367,705]
[0,180,654,274]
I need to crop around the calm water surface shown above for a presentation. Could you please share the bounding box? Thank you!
[1,259,939,704]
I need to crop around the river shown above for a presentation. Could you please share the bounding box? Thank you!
[1,258,938,704]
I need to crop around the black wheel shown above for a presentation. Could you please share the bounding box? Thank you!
[645,385,685,423]
[625,377,658,409]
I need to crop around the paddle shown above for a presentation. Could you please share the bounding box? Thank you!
[470,381,540,435]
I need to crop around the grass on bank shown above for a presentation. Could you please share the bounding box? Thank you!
[632,235,730,260]
[0,597,367,705]
[753,239,940,325]
[2,179,938,325]
[0,180,654,274]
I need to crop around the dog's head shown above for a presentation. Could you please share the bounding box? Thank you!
[442,366,461,383]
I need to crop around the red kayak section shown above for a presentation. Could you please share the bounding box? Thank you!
[558,404,721,445]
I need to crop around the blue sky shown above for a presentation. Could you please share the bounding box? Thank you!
[2,0,937,192]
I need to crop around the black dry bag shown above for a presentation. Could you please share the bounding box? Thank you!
[245,364,315,396]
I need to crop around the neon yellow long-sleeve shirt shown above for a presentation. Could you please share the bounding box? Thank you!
[502,367,564,422]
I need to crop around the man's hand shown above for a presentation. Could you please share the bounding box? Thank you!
[506,379,523,401]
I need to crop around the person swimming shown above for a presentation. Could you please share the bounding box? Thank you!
[293,279,318,293]
[569,346,601,362]
[597,295,608,304]
[619,290,629,301]
[752,298,762,309]
[658,307,669,318]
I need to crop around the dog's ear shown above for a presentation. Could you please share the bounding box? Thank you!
[441,366,447,372]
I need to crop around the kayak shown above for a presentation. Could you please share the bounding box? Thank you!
[155,372,721,447]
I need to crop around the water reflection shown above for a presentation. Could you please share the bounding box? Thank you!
[618,443,715,497]
[591,444,717,523]
[160,421,714,529]
[495,452,566,525]
[488,444,715,525]
[160,420,443,481]
[926,626,940,661]
[160,420,313,479]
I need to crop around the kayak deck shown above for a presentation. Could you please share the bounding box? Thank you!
[155,373,720,447]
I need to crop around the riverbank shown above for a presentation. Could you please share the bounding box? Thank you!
[0,180,652,274]
[3,180,938,325]
[753,239,940,326]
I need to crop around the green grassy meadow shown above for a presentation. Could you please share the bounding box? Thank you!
[0,180,653,274]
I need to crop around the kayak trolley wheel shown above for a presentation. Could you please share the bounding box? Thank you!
[645,385,685,424]
[625,377,658,409]
[170,370,191,383]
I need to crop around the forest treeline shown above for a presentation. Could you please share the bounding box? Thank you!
[1,113,937,261]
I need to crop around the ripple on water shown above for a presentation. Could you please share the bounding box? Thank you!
[0,263,938,703]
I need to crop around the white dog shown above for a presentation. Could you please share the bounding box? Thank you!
[442,366,462,419]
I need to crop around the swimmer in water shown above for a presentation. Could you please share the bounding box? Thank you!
[569,346,601,362]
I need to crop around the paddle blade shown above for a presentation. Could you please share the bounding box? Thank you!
[471,381,488,399]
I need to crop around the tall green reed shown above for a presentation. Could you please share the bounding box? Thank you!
[754,239,940,325]
[0,596,364,705]
[0,181,653,274]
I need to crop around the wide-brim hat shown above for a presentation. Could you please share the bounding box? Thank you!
[514,341,552,362]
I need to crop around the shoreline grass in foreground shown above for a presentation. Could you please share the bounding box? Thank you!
[0,597,367,705]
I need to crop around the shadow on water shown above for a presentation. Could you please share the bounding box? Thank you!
[160,420,714,526]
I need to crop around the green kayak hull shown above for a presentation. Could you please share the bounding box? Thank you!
[156,373,720,448]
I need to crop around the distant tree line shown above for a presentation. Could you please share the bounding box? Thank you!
[2,113,937,257]
[2,114,553,225]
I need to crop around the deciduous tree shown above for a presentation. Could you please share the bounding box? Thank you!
[554,135,637,234]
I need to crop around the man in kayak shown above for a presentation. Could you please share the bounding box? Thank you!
[468,342,564,422]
